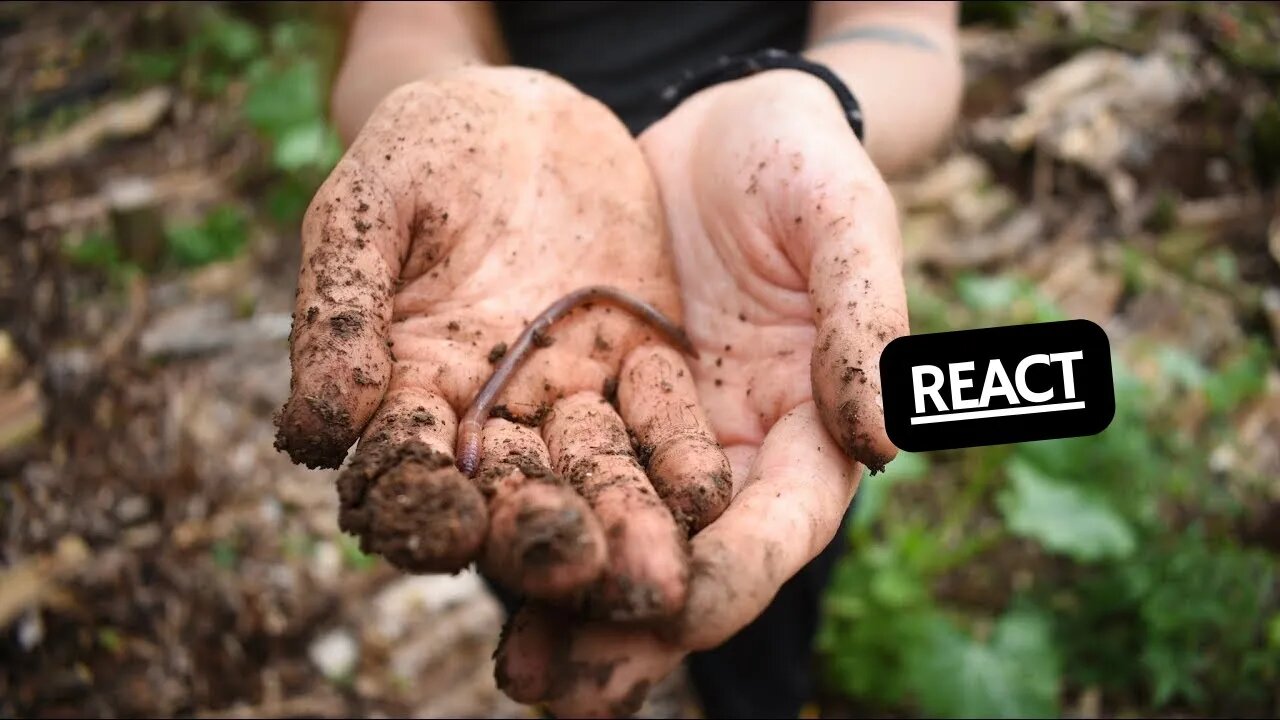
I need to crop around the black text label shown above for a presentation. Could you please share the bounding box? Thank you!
[880,320,1115,452]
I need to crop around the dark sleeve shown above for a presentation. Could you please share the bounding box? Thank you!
[493,1,811,134]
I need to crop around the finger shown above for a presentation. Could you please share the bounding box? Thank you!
[496,402,856,716]
[616,345,731,534]
[495,604,681,717]
[671,401,856,649]
[804,167,909,473]
[336,387,487,573]
[476,418,607,600]
[542,391,688,621]
[274,157,404,469]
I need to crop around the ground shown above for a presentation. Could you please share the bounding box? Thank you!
[2,2,1279,719]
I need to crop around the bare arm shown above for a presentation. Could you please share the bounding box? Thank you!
[805,1,963,177]
[330,1,507,143]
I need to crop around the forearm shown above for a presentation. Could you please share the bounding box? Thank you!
[804,1,963,178]
[331,2,506,144]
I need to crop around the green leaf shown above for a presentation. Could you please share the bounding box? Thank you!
[1202,340,1270,414]
[955,273,1064,324]
[1125,528,1279,708]
[265,175,315,224]
[198,7,261,66]
[820,592,944,707]
[908,610,1061,719]
[273,119,341,172]
[338,534,378,571]
[852,452,929,530]
[957,274,1026,312]
[1155,346,1209,391]
[270,19,332,59]
[820,520,946,708]
[870,565,929,609]
[906,278,958,335]
[244,59,324,139]
[211,538,239,570]
[126,50,181,84]
[165,205,249,268]
[97,627,123,653]
[997,459,1135,562]
[62,229,119,268]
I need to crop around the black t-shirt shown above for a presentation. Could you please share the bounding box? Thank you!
[493,1,812,134]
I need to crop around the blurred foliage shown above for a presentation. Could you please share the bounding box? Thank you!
[63,4,343,280]
[1198,2,1280,74]
[62,229,130,277]
[234,7,344,224]
[126,3,342,224]
[820,271,1279,718]
[337,534,379,572]
[164,204,250,268]
[62,203,250,274]
[820,4,1280,715]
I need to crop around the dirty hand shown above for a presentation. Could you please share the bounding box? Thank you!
[273,66,733,620]
[494,69,909,716]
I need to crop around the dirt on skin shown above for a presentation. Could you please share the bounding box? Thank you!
[274,154,401,471]
[560,461,686,620]
[335,439,487,573]
[273,299,391,472]
[491,603,656,717]
[476,436,608,601]
[544,393,690,622]
[493,605,621,706]
[645,436,733,535]
[616,347,733,534]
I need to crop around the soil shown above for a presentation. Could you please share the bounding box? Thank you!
[335,440,488,573]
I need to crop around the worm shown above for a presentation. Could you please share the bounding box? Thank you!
[455,286,699,476]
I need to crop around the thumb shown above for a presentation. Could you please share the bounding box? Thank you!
[800,160,908,472]
[274,156,405,469]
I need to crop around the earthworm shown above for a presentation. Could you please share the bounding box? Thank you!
[455,286,698,476]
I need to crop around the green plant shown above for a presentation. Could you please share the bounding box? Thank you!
[211,536,240,571]
[240,15,343,224]
[61,228,140,286]
[819,269,1279,717]
[124,5,261,93]
[164,204,250,268]
[337,534,378,572]
[124,6,343,226]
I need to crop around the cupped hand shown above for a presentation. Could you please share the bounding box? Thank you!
[273,66,732,620]
[494,69,910,717]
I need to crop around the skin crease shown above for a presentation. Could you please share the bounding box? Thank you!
[493,69,912,717]
[274,66,731,609]
[455,285,699,477]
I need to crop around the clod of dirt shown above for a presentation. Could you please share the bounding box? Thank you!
[531,329,555,348]
[336,440,487,572]
[488,342,508,364]
[273,390,357,470]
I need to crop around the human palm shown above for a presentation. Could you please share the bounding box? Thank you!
[494,69,911,717]
[274,67,730,618]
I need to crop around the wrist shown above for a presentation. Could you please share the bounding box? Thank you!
[736,68,847,112]
[660,50,864,144]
